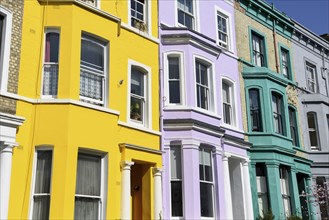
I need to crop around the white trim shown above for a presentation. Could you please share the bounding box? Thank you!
[128,0,152,35]
[28,147,54,220]
[214,6,234,53]
[41,28,60,99]
[118,120,161,136]
[193,55,217,114]
[0,6,13,93]
[175,0,198,31]
[163,51,186,107]
[127,59,152,128]
[220,76,238,128]
[120,22,159,43]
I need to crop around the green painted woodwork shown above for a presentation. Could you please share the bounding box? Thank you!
[278,42,295,82]
[248,27,269,67]
[239,0,294,39]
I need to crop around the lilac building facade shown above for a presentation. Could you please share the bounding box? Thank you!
[159,0,253,219]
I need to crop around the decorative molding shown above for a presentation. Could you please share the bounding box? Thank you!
[119,143,164,155]
[118,121,161,136]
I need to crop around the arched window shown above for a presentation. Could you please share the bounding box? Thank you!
[271,92,284,135]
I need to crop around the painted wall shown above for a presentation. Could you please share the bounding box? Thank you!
[9,0,162,219]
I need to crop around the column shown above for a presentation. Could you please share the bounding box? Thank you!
[266,163,284,219]
[182,140,200,219]
[222,154,233,219]
[153,168,163,220]
[0,144,15,220]
[120,161,134,220]
[306,177,318,220]
[242,159,254,220]
[290,168,301,217]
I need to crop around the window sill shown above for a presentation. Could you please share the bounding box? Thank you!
[221,123,244,134]
[120,22,159,44]
[118,120,161,136]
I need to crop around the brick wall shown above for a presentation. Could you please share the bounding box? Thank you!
[0,0,24,114]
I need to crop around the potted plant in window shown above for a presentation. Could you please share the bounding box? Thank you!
[130,101,141,121]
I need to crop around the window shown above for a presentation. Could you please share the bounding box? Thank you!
[168,55,182,104]
[195,60,212,110]
[256,164,268,216]
[272,93,284,135]
[31,150,53,220]
[170,145,183,217]
[177,0,195,29]
[222,80,235,125]
[75,152,107,219]
[217,12,229,49]
[280,166,291,217]
[130,67,146,123]
[288,107,298,146]
[80,34,107,106]
[307,112,320,150]
[130,0,147,30]
[199,147,214,217]
[306,62,317,93]
[42,30,59,97]
[79,0,97,7]
[252,33,266,67]
[0,7,12,92]
[249,89,262,132]
[280,48,291,79]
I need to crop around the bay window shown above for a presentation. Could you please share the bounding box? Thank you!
[199,147,214,218]
[42,30,59,97]
[31,150,53,220]
[80,34,107,106]
[195,60,212,111]
[170,144,183,217]
[272,93,284,135]
[249,89,262,132]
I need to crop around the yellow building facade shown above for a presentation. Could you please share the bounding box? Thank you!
[9,0,162,219]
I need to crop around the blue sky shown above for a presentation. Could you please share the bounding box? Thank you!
[265,0,329,35]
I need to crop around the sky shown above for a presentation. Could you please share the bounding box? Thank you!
[265,0,329,36]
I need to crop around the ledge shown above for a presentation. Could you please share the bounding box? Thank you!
[119,143,163,155]
[117,121,161,136]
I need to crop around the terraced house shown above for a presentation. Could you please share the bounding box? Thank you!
[235,0,315,219]
[7,0,162,219]
[291,21,329,219]
[0,1,25,219]
[159,0,253,219]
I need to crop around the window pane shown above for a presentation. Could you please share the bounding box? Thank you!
[35,151,52,194]
[74,197,99,220]
[249,89,262,131]
[200,182,214,217]
[76,154,101,196]
[169,82,181,104]
[80,69,103,100]
[131,69,144,96]
[32,196,50,220]
[170,145,182,179]
[130,96,143,121]
[81,39,104,71]
[289,108,298,146]
[45,33,59,63]
[199,148,212,182]
[171,181,183,217]
[169,57,179,79]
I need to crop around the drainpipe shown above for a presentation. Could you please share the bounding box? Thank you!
[321,49,329,96]
[273,19,280,73]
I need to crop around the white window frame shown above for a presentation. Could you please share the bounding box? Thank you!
[79,34,108,107]
[79,0,100,8]
[307,112,320,150]
[170,143,184,218]
[305,62,317,93]
[176,0,197,31]
[194,56,215,113]
[164,51,185,107]
[29,147,54,220]
[215,7,233,51]
[127,59,151,128]
[221,77,237,127]
[199,146,215,219]
[128,0,151,34]
[41,28,60,98]
[74,150,108,220]
[0,6,12,93]
[279,166,291,218]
